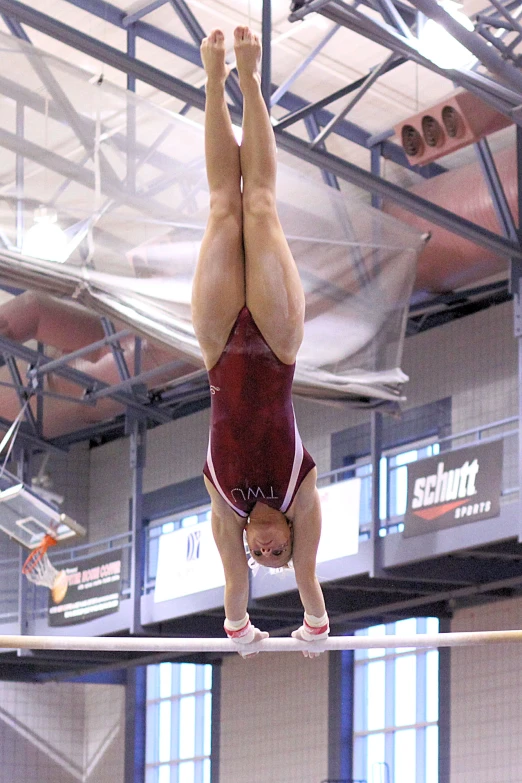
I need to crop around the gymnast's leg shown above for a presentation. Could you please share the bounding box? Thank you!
[191,30,245,371]
[235,26,305,365]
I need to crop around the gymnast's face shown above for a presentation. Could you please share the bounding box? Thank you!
[245,508,293,568]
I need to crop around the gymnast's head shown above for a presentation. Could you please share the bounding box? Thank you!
[244,503,293,569]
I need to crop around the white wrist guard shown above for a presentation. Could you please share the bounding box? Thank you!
[301,612,330,642]
[224,614,256,645]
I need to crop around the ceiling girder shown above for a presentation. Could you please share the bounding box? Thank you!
[20,0,440,175]
[290,0,522,119]
[0,0,517,256]
[0,332,172,423]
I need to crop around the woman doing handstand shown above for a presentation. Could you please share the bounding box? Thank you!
[192,26,329,657]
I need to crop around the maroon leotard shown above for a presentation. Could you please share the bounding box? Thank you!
[203,307,315,517]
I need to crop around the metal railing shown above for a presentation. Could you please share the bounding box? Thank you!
[0,415,518,627]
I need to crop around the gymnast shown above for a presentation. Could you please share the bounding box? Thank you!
[192,26,329,658]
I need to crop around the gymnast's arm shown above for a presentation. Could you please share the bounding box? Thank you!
[204,477,250,621]
[289,469,327,619]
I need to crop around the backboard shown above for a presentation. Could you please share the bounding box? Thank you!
[0,471,86,549]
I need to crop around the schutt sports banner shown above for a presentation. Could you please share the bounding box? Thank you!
[403,440,503,537]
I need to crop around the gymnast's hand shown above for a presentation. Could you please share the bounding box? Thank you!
[224,614,269,658]
[291,612,330,658]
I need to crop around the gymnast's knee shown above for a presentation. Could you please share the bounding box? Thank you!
[242,187,277,220]
[209,191,243,222]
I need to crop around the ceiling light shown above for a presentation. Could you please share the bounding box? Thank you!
[418,1,477,70]
[22,206,68,263]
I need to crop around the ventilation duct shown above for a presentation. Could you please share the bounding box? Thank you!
[394,92,512,166]
[384,144,517,294]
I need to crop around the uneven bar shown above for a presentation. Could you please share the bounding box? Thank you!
[1,630,522,654]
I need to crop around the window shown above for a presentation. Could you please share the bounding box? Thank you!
[353,617,439,783]
[356,443,440,537]
[146,662,213,783]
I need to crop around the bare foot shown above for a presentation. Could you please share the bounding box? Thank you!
[234,26,261,85]
[201,29,227,83]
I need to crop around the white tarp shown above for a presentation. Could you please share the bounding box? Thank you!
[0,32,425,406]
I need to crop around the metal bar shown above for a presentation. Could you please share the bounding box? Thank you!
[487,0,522,37]
[474,137,519,242]
[477,14,516,30]
[304,115,339,188]
[3,14,124,193]
[289,0,522,115]
[0,334,171,423]
[371,410,384,577]
[370,143,382,209]
[374,0,413,38]
[0,377,97,406]
[4,629,522,652]
[0,0,429,177]
[0,414,66,454]
[127,27,137,196]
[28,329,133,377]
[87,359,187,400]
[408,0,522,94]
[312,52,398,147]
[123,0,168,27]
[35,341,43,435]
[261,0,272,110]
[0,0,208,111]
[3,356,38,433]
[168,0,205,45]
[275,56,406,129]
[270,23,340,107]
[101,318,132,383]
[129,418,146,635]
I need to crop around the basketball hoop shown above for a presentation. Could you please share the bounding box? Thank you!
[22,534,68,604]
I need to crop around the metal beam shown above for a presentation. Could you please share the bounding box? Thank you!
[311,52,398,147]
[270,23,340,107]
[0,414,66,454]
[3,356,38,433]
[56,0,430,174]
[0,0,207,109]
[27,329,133,378]
[123,0,168,27]
[2,14,125,193]
[408,0,522,95]
[289,0,522,118]
[475,137,518,242]
[0,334,171,423]
[275,128,522,259]
[0,0,517,257]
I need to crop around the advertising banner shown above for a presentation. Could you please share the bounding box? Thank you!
[48,550,122,626]
[154,521,225,603]
[317,478,360,562]
[403,440,503,537]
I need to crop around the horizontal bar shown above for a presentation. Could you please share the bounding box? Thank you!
[2,630,522,653]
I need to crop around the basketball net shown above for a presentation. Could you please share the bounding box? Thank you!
[22,533,60,589]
